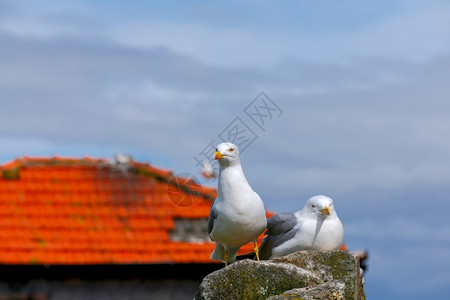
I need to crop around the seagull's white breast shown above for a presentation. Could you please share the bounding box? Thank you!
[210,165,267,247]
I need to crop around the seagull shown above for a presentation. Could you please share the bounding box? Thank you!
[201,161,216,179]
[259,195,344,260]
[208,142,267,266]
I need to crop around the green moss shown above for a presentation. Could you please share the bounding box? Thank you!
[314,251,359,300]
[69,215,85,224]
[2,168,20,180]
[196,252,364,300]
[30,257,39,265]
[39,239,47,248]
[196,260,320,300]
[131,167,164,182]
[31,237,47,248]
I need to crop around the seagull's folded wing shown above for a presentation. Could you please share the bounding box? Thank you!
[208,199,216,240]
[259,213,298,260]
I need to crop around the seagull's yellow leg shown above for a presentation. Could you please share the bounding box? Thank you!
[224,249,229,267]
[253,241,260,261]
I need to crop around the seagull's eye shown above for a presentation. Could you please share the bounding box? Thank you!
[311,205,315,208]
[229,148,234,153]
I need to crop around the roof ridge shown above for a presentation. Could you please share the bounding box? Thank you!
[0,155,217,201]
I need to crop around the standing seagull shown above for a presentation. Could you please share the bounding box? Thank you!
[259,195,344,260]
[208,142,267,266]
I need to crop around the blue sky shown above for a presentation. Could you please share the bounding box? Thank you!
[1,1,450,299]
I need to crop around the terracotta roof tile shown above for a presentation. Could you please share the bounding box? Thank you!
[0,156,273,265]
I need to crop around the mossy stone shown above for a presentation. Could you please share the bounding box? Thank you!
[196,251,365,300]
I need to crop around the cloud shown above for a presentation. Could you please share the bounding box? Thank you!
[346,217,450,242]
[2,1,450,68]
[0,29,269,169]
[106,1,450,66]
[2,25,450,193]
[1,2,450,297]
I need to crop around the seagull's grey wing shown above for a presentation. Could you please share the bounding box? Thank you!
[207,199,217,240]
[259,213,298,260]
[266,213,298,236]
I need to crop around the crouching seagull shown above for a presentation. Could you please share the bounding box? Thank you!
[259,195,344,260]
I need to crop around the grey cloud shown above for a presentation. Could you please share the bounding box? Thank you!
[1,3,450,298]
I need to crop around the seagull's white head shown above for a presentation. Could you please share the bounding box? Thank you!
[214,142,240,167]
[304,195,336,218]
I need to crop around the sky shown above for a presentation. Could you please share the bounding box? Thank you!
[1,0,450,298]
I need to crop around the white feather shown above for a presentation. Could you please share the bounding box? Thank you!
[208,142,267,263]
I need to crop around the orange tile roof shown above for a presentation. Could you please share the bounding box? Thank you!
[0,156,273,265]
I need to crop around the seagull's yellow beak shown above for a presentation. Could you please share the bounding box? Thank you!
[319,206,330,216]
[214,151,224,160]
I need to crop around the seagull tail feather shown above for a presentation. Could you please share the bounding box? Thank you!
[210,244,225,261]
[211,244,240,263]
[226,246,240,263]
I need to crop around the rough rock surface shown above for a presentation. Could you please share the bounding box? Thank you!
[195,250,365,300]
[266,281,346,300]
